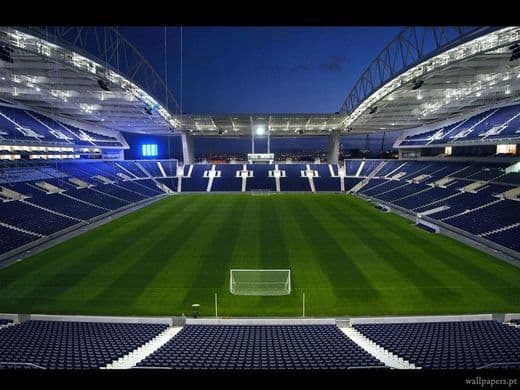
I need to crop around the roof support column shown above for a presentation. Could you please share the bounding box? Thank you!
[181,131,194,165]
[327,130,341,164]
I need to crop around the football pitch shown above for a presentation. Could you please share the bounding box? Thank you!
[0,193,519,317]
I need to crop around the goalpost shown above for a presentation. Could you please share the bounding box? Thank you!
[229,269,291,296]
[250,189,274,196]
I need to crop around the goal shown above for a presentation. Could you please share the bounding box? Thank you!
[250,189,274,196]
[229,269,291,296]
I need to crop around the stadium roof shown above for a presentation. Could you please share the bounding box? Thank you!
[341,26,520,133]
[1,26,519,139]
[0,27,178,136]
[170,113,349,136]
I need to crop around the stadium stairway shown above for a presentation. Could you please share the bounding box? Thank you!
[341,327,418,369]
[115,163,140,179]
[355,161,365,177]
[305,164,317,193]
[383,161,407,178]
[411,191,463,212]
[369,160,387,179]
[20,199,83,223]
[480,222,520,237]
[134,162,154,178]
[350,178,369,193]
[0,220,44,238]
[441,199,503,221]
[104,326,183,369]
[0,319,14,330]
[60,192,111,212]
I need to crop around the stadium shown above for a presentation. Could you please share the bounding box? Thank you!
[0,25,519,372]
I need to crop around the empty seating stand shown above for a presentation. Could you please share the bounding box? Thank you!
[246,164,277,192]
[0,320,168,369]
[399,103,520,147]
[181,164,211,192]
[485,226,520,252]
[313,165,342,191]
[211,164,243,192]
[137,325,385,370]
[354,321,520,369]
[278,164,310,191]
[0,224,39,255]
[0,201,78,236]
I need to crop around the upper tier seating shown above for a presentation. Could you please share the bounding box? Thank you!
[0,105,123,147]
[399,104,520,147]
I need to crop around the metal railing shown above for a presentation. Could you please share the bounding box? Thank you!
[477,362,520,369]
[0,361,46,369]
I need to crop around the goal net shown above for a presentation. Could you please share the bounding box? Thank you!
[229,269,291,296]
[250,189,274,196]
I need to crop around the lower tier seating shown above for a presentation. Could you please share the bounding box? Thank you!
[137,325,386,369]
[0,320,168,369]
[354,321,520,369]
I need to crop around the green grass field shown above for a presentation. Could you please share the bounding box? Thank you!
[0,193,519,317]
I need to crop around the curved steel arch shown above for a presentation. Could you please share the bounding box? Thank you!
[19,26,181,116]
[340,26,498,115]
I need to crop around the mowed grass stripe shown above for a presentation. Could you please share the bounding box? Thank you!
[340,197,520,314]
[0,193,519,316]
[82,196,225,315]
[321,198,457,301]
[278,195,344,316]
[0,195,181,292]
[288,196,379,302]
[0,196,190,311]
[383,216,520,308]
[220,195,267,316]
[54,196,205,298]
[179,195,248,314]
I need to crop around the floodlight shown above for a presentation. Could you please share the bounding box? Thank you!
[0,45,14,63]
[97,79,110,91]
[509,43,520,61]
[255,125,266,136]
[412,79,424,90]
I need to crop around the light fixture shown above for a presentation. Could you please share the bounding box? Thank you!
[255,125,265,136]
[97,79,110,91]
[509,43,520,61]
[0,45,14,63]
[412,79,424,90]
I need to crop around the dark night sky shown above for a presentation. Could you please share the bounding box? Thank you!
[118,26,404,152]
[119,26,403,114]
